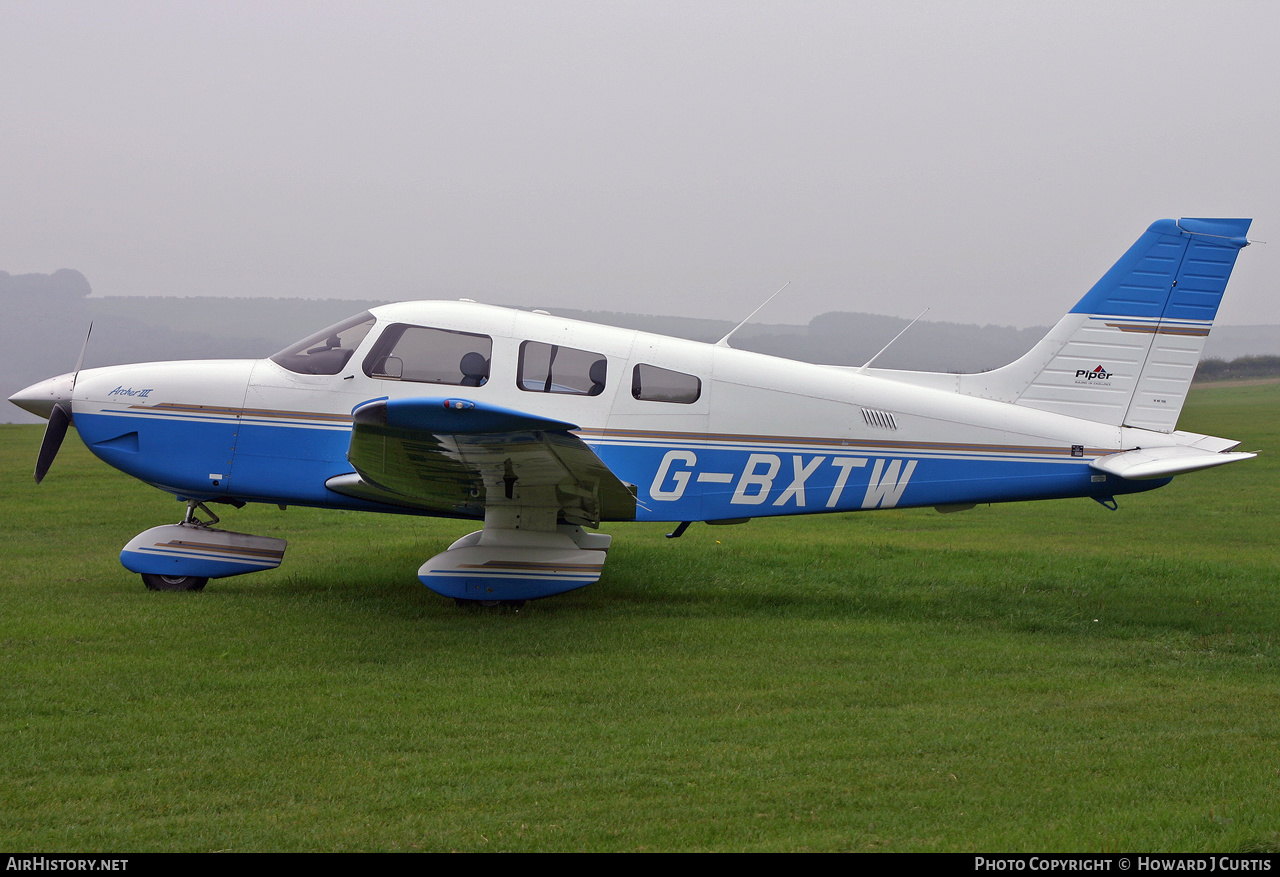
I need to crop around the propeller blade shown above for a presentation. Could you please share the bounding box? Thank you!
[29,323,91,483]
[34,402,71,484]
[72,322,93,391]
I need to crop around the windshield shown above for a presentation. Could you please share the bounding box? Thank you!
[270,311,376,375]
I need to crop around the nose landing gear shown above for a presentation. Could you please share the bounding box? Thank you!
[142,573,208,592]
[121,500,287,591]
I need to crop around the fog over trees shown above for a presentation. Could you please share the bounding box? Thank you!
[2,269,92,417]
[4,269,1277,424]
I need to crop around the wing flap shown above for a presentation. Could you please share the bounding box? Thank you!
[341,396,635,524]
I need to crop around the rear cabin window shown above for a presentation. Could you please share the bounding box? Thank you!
[363,325,492,386]
[270,312,376,375]
[517,341,607,396]
[631,363,701,403]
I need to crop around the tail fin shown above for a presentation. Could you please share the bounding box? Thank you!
[964,218,1251,432]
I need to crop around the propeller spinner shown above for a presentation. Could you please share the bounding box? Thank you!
[8,324,92,483]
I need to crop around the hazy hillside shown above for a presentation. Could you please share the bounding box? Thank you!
[2,270,94,421]
[1201,325,1280,360]
[4,271,1277,424]
[84,296,395,360]
[76,298,1050,375]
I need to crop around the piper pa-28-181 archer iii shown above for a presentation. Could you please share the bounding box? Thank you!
[10,218,1257,604]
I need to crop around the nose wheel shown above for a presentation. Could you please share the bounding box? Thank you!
[141,573,208,592]
[122,500,287,591]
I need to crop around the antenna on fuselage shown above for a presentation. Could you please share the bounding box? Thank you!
[856,308,929,373]
[716,282,790,348]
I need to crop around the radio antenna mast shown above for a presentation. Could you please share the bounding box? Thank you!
[857,308,930,372]
[716,282,791,348]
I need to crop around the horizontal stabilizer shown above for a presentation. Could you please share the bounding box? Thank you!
[1089,446,1256,480]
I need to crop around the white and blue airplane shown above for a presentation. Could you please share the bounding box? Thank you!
[9,218,1256,604]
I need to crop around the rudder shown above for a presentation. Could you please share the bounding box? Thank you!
[967,218,1251,432]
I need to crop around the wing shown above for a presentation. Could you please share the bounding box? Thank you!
[325,396,636,526]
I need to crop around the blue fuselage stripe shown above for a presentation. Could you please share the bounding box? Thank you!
[75,411,1158,519]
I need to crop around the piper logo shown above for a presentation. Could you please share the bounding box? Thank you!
[1075,365,1112,382]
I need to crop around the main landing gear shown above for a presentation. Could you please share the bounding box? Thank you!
[419,520,612,604]
[453,598,526,609]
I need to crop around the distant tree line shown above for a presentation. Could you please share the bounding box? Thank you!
[1194,355,1280,382]
[4,265,1278,422]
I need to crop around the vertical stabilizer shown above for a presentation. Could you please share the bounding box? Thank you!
[961,218,1251,432]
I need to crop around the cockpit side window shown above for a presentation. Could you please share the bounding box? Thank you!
[362,325,493,386]
[270,312,375,375]
[632,363,701,403]
[517,341,606,396]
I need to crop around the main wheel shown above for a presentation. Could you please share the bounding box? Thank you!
[141,573,208,592]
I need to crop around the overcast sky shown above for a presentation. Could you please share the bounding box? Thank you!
[2,1,1277,329]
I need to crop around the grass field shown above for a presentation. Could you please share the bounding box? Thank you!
[2,383,1278,852]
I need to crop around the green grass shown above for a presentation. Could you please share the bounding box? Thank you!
[2,384,1278,851]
